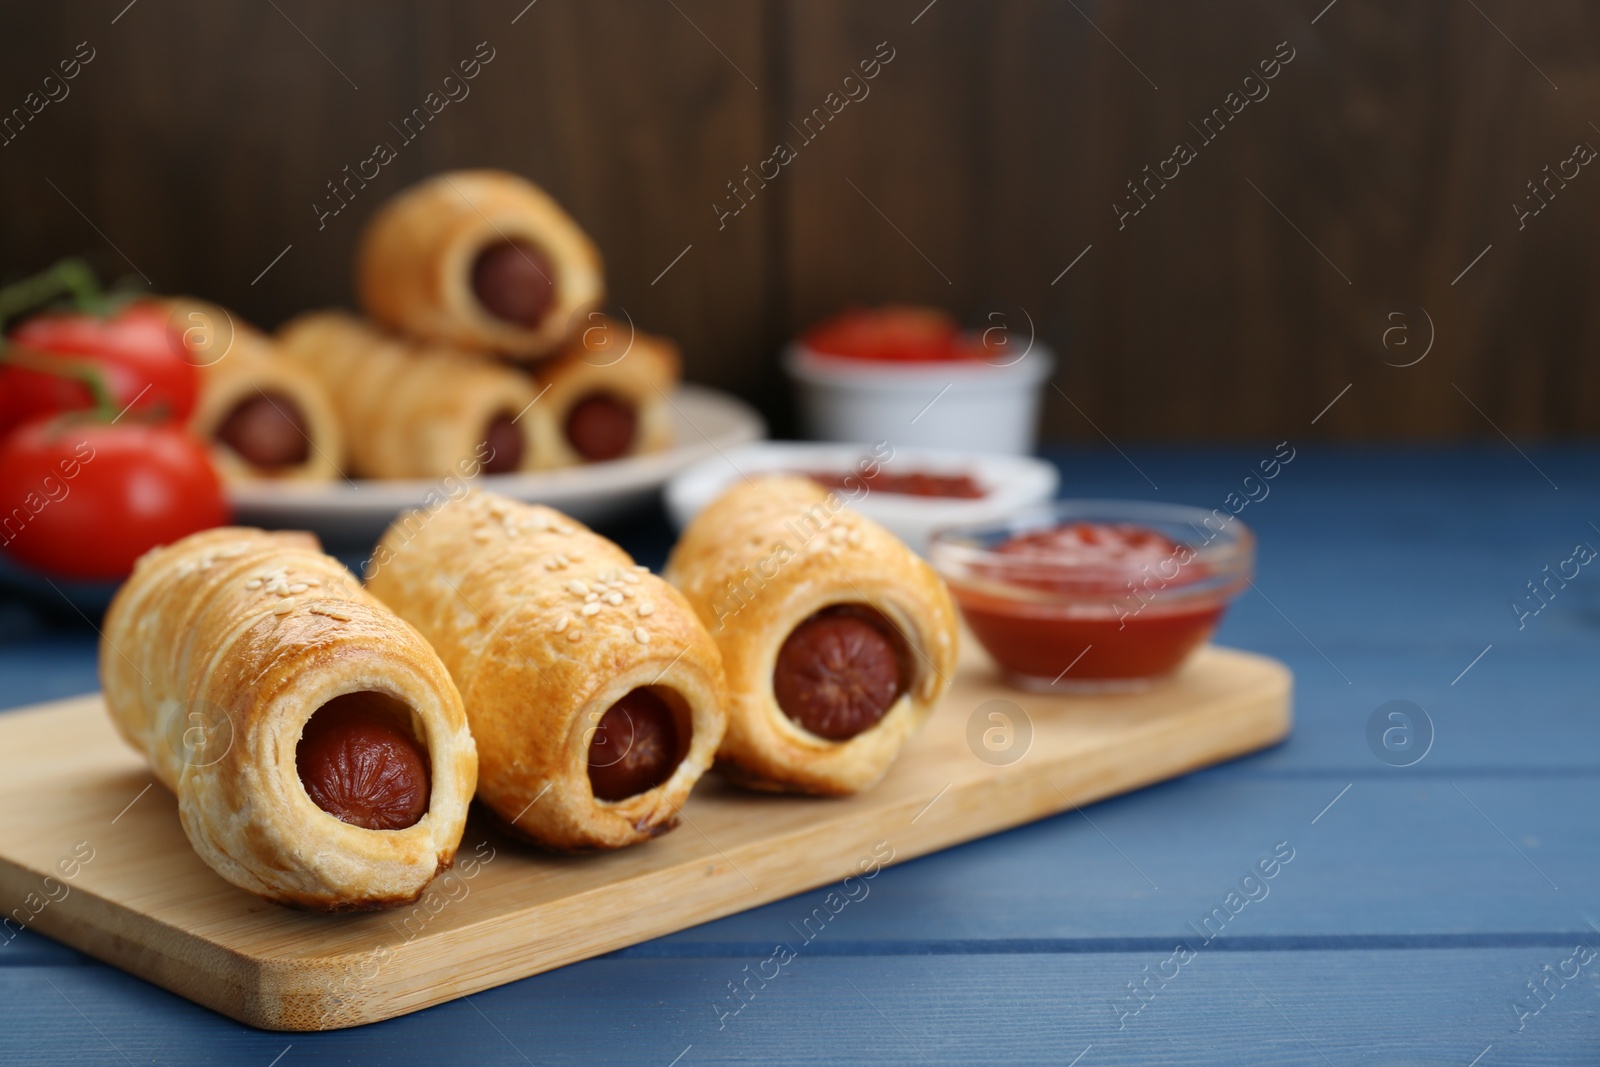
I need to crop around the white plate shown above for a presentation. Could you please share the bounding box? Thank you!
[231,385,765,546]
[665,441,1059,553]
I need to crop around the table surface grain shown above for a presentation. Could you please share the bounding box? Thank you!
[2,444,1597,1066]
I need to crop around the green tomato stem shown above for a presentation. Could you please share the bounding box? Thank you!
[0,347,121,421]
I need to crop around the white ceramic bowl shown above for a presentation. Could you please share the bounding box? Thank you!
[664,441,1059,554]
[783,341,1055,455]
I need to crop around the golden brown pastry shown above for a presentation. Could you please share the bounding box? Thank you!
[665,476,958,796]
[277,310,541,479]
[172,299,344,483]
[532,314,678,466]
[356,169,603,359]
[99,527,477,910]
[365,490,727,852]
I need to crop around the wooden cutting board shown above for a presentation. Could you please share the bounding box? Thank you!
[0,644,1290,1031]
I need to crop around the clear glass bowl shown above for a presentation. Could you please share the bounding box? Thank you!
[929,500,1254,692]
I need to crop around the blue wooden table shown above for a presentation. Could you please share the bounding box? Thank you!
[3,444,1598,1065]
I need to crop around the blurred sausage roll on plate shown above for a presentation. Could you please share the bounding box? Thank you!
[356,169,603,359]
[277,310,541,479]
[533,315,678,466]
[160,297,343,483]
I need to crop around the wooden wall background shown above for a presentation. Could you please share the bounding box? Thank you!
[3,0,1599,441]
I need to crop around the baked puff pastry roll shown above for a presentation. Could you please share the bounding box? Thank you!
[365,491,727,852]
[356,169,603,359]
[277,310,540,479]
[99,527,477,911]
[533,315,679,465]
[170,300,344,483]
[665,476,958,796]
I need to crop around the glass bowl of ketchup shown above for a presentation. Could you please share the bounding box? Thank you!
[929,501,1254,693]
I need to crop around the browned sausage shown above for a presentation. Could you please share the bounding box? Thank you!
[215,392,310,469]
[564,392,636,462]
[773,607,905,740]
[296,704,431,830]
[471,239,555,328]
[479,412,525,474]
[588,688,680,800]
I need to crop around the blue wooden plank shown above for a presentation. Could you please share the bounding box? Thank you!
[633,775,1597,946]
[1,948,1596,1066]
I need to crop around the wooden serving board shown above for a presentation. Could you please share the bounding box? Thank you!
[0,644,1290,1031]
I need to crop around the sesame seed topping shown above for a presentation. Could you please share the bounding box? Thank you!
[634,628,651,644]
[568,580,589,595]
[623,573,641,584]
[567,629,583,642]
[582,603,601,617]
[638,602,655,616]
[585,592,599,603]
[606,592,623,605]
[273,599,296,615]
[554,616,570,633]
[634,564,649,573]
[245,579,262,590]
[288,584,308,594]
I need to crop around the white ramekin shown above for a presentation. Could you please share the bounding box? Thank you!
[782,341,1055,455]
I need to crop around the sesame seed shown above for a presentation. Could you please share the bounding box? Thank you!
[634,628,651,644]
[554,616,570,633]
[638,602,655,616]
[273,599,296,615]
[567,629,583,642]
[634,564,649,572]
[606,592,623,605]
[568,580,589,595]
[582,603,601,617]
[585,592,599,603]
[623,573,641,584]
[288,584,308,594]
[245,579,262,590]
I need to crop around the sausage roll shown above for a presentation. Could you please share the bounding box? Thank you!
[99,527,477,911]
[277,310,541,479]
[365,491,727,852]
[533,315,678,466]
[172,299,344,483]
[665,476,958,796]
[356,169,603,359]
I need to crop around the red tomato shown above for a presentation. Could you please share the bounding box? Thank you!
[803,306,987,363]
[0,417,228,580]
[0,302,200,435]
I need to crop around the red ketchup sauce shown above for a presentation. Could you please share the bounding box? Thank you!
[950,522,1227,689]
[805,469,986,499]
[803,306,996,363]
